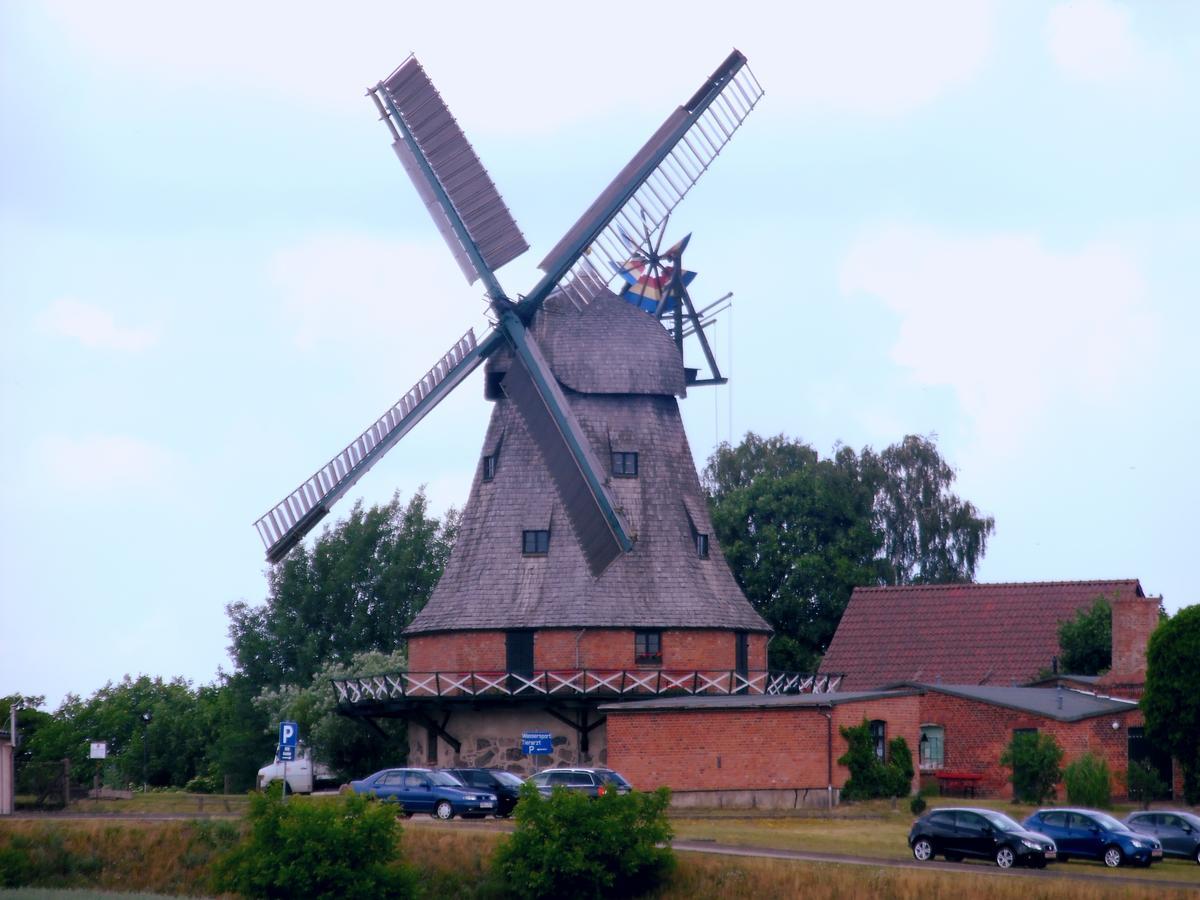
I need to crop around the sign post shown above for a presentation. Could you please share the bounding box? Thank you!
[278,721,298,801]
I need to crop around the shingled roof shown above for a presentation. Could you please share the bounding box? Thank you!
[407,291,768,635]
[820,580,1145,691]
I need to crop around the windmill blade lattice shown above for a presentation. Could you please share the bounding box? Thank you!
[531,50,762,312]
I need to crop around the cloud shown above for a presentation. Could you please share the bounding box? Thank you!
[1045,0,1156,83]
[41,1,997,129]
[838,225,1156,449]
[37,299,159,351]
[33,434,179,492]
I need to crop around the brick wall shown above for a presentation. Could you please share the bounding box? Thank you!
[1105,595,1161,685]
[607,695,920,792]
[918,691,1144,797]
[408,628,768,673]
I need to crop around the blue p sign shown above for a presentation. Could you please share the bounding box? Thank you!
[279,721,298,748]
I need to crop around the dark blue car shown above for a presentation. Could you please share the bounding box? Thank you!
[349,767,497,820]
[1023,808,1162,867]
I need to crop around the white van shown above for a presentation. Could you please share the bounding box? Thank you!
[256,747,335,795]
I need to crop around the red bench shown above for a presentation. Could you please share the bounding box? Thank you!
[935,771,984,797]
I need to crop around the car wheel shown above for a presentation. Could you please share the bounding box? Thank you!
[434,800,454,821]
[995,846,1015,869]
[1103,845,1124,868]
[912,838,934,862]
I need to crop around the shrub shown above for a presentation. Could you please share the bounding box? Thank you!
[1127,759,1167,810]
[185,773,220,794]
[909,794,927,816]
[838,720,914,800]
[493,781,674,900]
[212,784,415,899]
[1000,732,1063,804]
[1064,753,1111,808]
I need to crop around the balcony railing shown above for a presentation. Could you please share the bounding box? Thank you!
[332,669,844,707]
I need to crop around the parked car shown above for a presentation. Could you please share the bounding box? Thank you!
[444,767,525,817]
[256,747,337,795]
[1125,810,1200,864]
[528,767,632,799]
[1023,808,1162,867]
[349,767,496,819]
[908,807,1058,869]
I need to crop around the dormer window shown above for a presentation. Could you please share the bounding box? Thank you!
[611,451,639,477]
[482,454,497,482]
[522,529,550,555]
[695,532,709,559]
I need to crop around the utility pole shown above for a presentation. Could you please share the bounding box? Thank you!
[140,712,152,794]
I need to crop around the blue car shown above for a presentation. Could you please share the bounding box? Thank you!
[349,767,497,820]
[1023,808,1162,868]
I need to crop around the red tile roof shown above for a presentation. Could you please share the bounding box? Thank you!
[820,580,1144,691]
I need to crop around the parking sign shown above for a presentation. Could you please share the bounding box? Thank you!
[279,721,298,748]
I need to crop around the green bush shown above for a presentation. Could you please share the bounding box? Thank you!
[494,782,674,900]
[837,721,914,800]
[212,784,415,899]
[0,845,33,888]
[1127,759,1168,810]
[1064,752,1111,808]
[1000,731,1063,804]
[909,794,927,816]
[185,773,220,794]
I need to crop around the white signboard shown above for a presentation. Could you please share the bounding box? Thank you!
[89,741,107,759]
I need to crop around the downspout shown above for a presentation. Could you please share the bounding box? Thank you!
[575,629,586,668]
[822,705,834,810]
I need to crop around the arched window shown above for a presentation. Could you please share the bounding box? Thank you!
[919,725,945,770]
[869,720,886,761]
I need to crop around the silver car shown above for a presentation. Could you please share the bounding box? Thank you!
[1125,811,1200,864]
[528,767,632,799]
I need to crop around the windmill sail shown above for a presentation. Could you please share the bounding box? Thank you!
[370,57,529,286]
[529,50,763,312]
[499,318,633,576]
[255,330,488,563]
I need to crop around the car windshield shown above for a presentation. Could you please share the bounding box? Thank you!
[978,811,1024,832]
[492,771,524,787]
[430,771,463,787]
[1091,812,1129,831]
[597,770,631,787]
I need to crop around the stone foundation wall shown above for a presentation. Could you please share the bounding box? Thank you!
[409,707,609,777]
[669,787,840,810]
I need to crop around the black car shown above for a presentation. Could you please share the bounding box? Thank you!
[444,767,525,817]
[909,807,1057,869]
[528,767,632,799]
[1023,808,1162,867]
[1125,810,1200,864]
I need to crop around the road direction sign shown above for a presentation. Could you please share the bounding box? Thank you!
[521,730,553,755]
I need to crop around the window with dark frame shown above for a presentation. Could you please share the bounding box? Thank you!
[611,451,639,477]
[634,630,662,665]
[869,719,886,761]
[695,532,709,559]
[522,529,550,555]
[482,454,497,481]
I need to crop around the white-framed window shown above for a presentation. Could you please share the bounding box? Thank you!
[919,724,945,770]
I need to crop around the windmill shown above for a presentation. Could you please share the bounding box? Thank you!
[254,50,763,579]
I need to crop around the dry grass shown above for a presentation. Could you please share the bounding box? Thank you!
[661,855,1196,899]
[64,792,249,817]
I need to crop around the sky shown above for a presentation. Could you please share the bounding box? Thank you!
[2,1,1197,710]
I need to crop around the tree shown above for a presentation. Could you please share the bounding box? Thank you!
[227,491,457,693]
[1141,604,1200,804]
[1057,597,1112,675]
[704,433,993,670]
[1063,752,1111,808]
[862,435,994,584]
[253,650,409,782]
[1000,731,1063,804]
[836,720,914,800]
[704,436,887,670]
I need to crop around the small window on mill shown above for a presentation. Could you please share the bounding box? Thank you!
[611,451,638,477]
[522,529,550,555]
[482,454,497,482]
[635,630,662,665]
[695,532,709,559]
